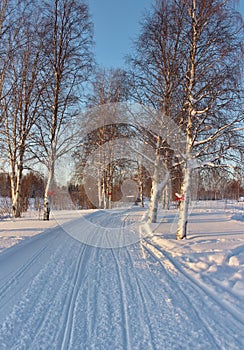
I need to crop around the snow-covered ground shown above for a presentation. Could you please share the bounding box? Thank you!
[0,201,243,349]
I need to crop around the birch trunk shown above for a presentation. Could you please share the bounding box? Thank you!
[176,0,197,239]
[43,145,55,219]
[176,165,192,239]
[97,177,103,209]
[148,152,169,223]
[10,171,21,218]
[10,147,25,218]
[102,176,107,209]
[139,179,144,207]
[162,181,171,210]
[138,165,144,207]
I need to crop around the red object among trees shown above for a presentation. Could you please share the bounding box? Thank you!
[174,193,184,201]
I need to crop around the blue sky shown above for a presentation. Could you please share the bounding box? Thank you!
[88,0,151,68]
[88,0,244,69]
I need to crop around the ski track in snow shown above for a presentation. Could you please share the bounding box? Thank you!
[0,206,243,349]
[143,239,243,349]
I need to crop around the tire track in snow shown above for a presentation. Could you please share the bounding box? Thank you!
[124,243,217,349]
[110,210,204,350]
[0,231,82,349]
[143,238,243,349]
[198,271,243,309]
[83,211,142,349]
[82,248,122,349]
[122,247,156,349]
[110,248,132,348]
[0,230,58,286]
[66,245,128,349]
[60,244,91,350]
[142,240,222,348]
[78,247,102,345]
[147,238,244,325]
[0,246,46,302]
[0,231,60,320]
[102,214,133,350]
[26,241,87,349]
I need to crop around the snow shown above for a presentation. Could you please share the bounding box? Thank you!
[0,201,243,349]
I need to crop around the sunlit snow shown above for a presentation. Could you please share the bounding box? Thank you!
[0,201,243,349]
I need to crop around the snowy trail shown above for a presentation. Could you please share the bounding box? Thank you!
[0,208,243,349]
[146,238,243,324]
[143,239,243,349]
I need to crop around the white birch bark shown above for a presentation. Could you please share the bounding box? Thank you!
[138,164,144,207]
[162,181,171,210]
[43,143,55,219]
[102,176,107,209]
[97,177,103,209]
[176,0,197,239]
[176,164,192,239]
[9,146,25,218]
[139,179,144,207]
[148,151,169,223]
[10,176,21,218]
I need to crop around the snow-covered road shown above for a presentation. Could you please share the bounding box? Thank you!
[0,207,243,349]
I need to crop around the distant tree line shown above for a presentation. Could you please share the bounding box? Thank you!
[0,171,44,212]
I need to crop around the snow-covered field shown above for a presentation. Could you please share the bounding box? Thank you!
[0,201,243,349]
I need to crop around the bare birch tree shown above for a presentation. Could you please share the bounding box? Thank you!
[0,1,45,217]
[128,0,185,223]
[129,0,243,238]
[33,0,93,219]
[0,0,10,120]
[84,68,131,209]
[175,0,243,239]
